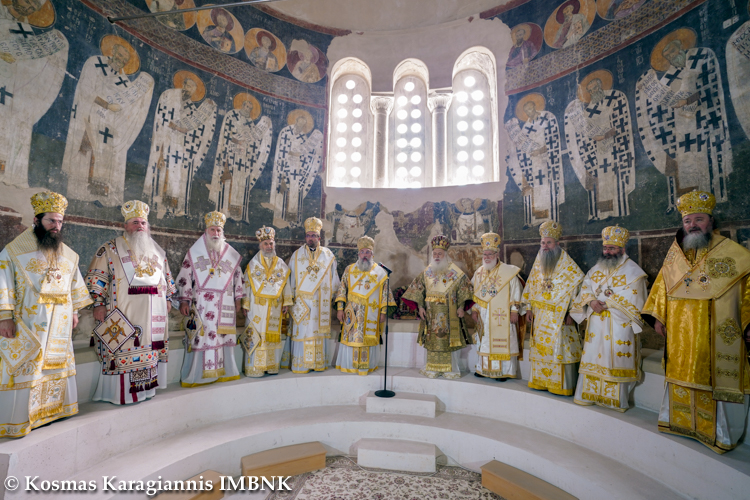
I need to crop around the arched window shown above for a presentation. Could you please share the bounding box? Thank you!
[390,59,430,188]
[327,58,373,188]
[448,48,498,185]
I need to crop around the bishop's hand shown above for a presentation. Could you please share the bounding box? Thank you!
[456,307,465,318]
[0,318,15,339]
[179,301,191,317]
[337,310,345,323]
[655,320,666,337]
[418,307,426,321]
[590,300,608,314]
[93,305,107,323]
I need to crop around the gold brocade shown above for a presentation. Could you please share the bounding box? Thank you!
[472,263,521,363]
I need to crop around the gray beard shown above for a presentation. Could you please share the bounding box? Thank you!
[357,257,373,272]
[597,254,624,272]
[539,246,562,276]
[428,257,451,274]
[590,89,605,103]
[261,249,276,259]
[124,231,157,261]
[482,259,498,271]
[206,236,225,253]
[682,230,711,252]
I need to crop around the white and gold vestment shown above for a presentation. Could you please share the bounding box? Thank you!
[241,252,292,377]
[471,262,524,379]
[0,229,91,437]
[570,255,647,411]
[523,248,584,395]
[334,263,394,375]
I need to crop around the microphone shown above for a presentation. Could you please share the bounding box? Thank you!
[378,262,393,275]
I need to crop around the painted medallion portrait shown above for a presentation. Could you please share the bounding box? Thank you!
[544,0,597,49]
[507,23,543,67]
[197,6,244,54]
[4,0,55,28]
[649,27,696,72]
[287,39,328,83]
[596,0,649,21]
[244,28,287,73]
[173,70,207,102]
[100,34,141,75]
[145,0,197,31]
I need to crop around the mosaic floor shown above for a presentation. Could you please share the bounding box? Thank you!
[267,456,504,500]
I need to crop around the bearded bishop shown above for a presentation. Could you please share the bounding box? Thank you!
[333,236,395,375]
[85,201,176,405]
[176,212,243,387]
[241,226,292,377]
[0,192,92,437]
[523,221,584,395]
[470,233,524,380]
[287,217,340,373]
[402,235,473,379]
[643,191,750,453]
[570,226,647,411]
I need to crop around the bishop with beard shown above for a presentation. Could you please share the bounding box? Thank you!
[470,232,525,380]
[241,226,292,377]
[333,236,395,375]
[0,192,92,437]
[643,191,750,453]
[570,226,647,411]
[176,212,243,387]
[523,221,584,395]
[402,235,473,379]
[85,200,176,405]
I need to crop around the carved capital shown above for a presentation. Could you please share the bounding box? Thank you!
[428,93,452,112]
[370,96,394,114]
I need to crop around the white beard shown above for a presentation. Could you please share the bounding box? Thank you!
[125,231,157,261]
[428,257,451,274]
[206,235,226,253]
[261,249,276,259]
[482,258,499,271]
[357,257,373,272]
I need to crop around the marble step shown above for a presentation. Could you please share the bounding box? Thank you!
[481,460,577,500]
[357,438,437,473]
[364,390,438,417]
[240,442,326,478]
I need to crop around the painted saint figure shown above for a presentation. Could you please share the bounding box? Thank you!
[565,72,635,221]
[507,24,540,67]
[143,71,216,219]
[248,31,279,72]
[61,36,154,206]
[726,6,750,141]
[208,93,272,222]
[0,192,92,437]
[268,110,323,227]
[176,212,243,387]
[505,94,565,229]
[570,226,647,411]
[334,236,395,375]
[202,8,236,53]
[0,0,68,188]
[551,1,589,49]
[636,30,732,213]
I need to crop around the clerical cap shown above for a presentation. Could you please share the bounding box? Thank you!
[431,235,450,251]
[204,211,226,229]
[304,217,323,235]
[602,225,629,248]
[676,191,716,217]
[256,226,275,242]
[357,236,374,251]
[480,232,501,252]
[31,191,67,216]
[122,200,149,222]
[539,221,562,240]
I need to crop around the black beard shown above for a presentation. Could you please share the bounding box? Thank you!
[34,223,63,252]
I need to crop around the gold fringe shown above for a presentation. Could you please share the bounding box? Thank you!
[41,360,67,370]
[38,294,68,305]
[202,367,226,379]
[487,353,512,361]
[712,389,746,404]
[217,326,237,335]
[425,362,453,372]
[29,402,64,423]
[266,332,280,343]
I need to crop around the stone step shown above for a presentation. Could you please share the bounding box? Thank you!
[481,460,577,500]
[357,438,437,473]
[365,390,438,417]
[153,470,224,500]
[240,442,326,478]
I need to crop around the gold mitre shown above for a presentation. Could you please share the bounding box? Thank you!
[676,191,716,217]
[357,236,375,251]
[256,225,275,241]
[121,200,149,221]
[480,232,501,252]
[602,225,629,248]
[431,234,450,251]
[204,211,226,228]
[539,221,562,240]
[31,191,67,216]
[304,217,323,235]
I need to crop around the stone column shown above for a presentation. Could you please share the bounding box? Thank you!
[370,96,393,188]
[428,93,452,187]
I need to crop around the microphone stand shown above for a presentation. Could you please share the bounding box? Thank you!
[375,263,395,398]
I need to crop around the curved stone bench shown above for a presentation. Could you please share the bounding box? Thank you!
[1,367,749,500]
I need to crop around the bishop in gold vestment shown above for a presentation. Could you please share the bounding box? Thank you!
[241,226,293,377]
[570,226,647,411]
[334,236,395,375]
[0,192,92,437]
[643,192,750,453]
[403,235,473,379]
[524,221,584,395]
[470,232,524,379]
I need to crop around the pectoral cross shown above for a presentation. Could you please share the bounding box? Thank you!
[683,277,692,288]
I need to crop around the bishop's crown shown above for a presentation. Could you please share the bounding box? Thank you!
[256,226,275,241]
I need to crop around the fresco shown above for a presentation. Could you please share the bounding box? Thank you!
[145,0,197,31]
[244,28,286,73]
[507,22,543,68]
[596,0,650,21]
[288,39,328,83]
[544,0,597,49]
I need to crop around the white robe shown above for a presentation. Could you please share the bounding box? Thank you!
[0,6,68,188]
